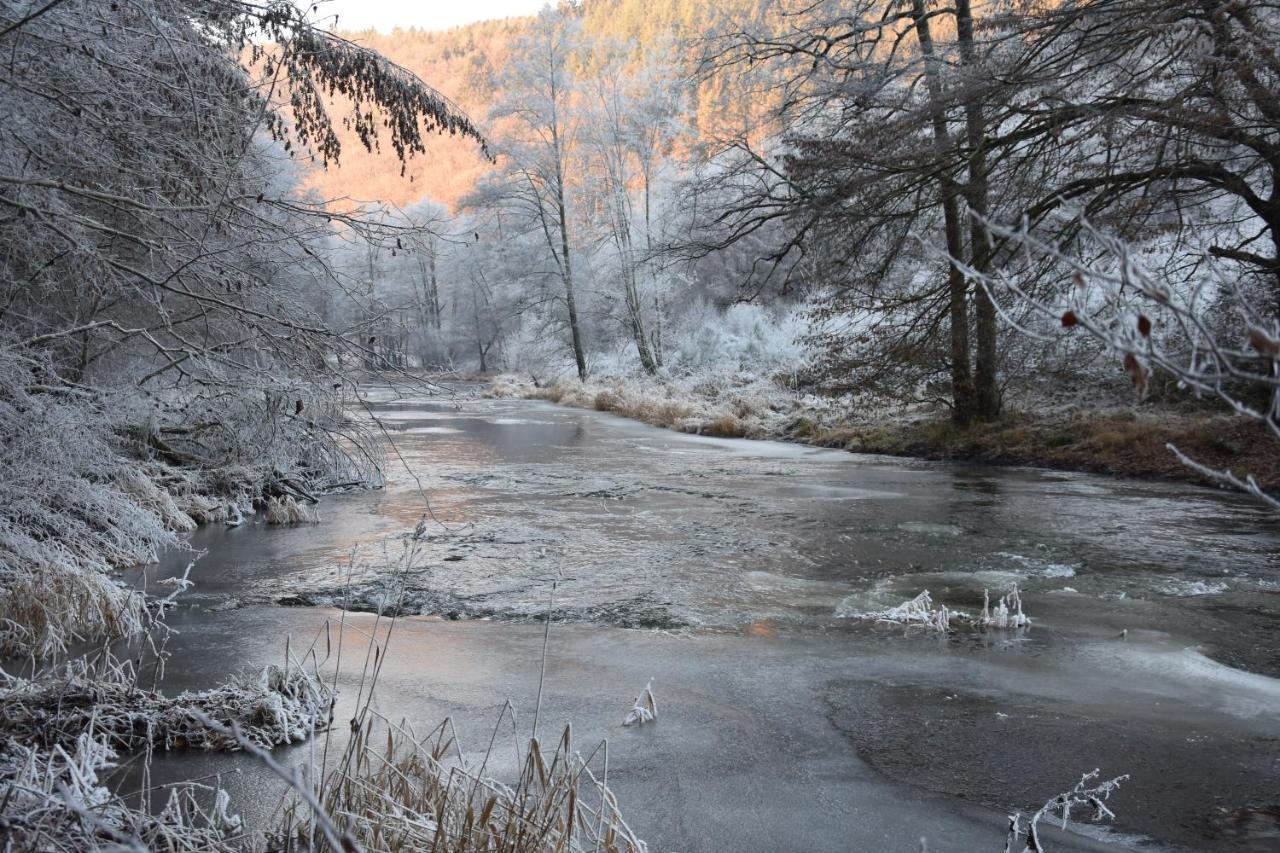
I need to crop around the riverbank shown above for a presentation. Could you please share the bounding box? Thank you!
[484,373,1280,493]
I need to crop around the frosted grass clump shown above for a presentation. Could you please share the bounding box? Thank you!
[622,679,658,727]
[273,714,649,852]
[840,590,956,632]
[0,654,334,753]
[840,586,1032,632]
[0,647,331,851]
[266,495,321,525]
[0,732,244,851]
[978,586,1031,628]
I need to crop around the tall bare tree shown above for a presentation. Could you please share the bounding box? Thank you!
[490,6,590,379]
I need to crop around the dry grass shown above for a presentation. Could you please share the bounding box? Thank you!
[265,495,321,525]
[499,377,768,438]
[698,413,745,438]
[0,564,150,660]
[829,411,1280,491]
[489,374,1275,492]
[273,716,647,853]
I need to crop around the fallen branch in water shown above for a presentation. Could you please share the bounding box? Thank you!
[1005,770,1128,853]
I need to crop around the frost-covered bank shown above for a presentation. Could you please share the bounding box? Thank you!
[486,372,1280,491]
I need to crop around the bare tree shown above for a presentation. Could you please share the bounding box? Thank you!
[490,6,590,379]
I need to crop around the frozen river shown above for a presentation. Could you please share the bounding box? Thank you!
[133,385,1280,851]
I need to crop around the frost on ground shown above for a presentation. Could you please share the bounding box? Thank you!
[485,370,826,440]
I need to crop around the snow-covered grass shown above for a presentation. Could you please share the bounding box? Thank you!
[0,653,333,755]
[0,349,378,658]
[487,370,814,439]
[265,495,322,526]
[0,732,244,852]
[0,648,333,851]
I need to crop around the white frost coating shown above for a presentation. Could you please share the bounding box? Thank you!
[978,586,1031,628]
[839,590,959,632]
[623,679,658,727]
[265,496,320,526]
[838,586,1032,631]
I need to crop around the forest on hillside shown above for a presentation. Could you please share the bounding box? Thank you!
[314,0,1280,491]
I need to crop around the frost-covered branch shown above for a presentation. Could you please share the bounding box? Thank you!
[1006,770,1128,853]
[938,209,1280,509]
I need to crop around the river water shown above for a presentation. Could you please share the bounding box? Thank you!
[130,386,1280,851]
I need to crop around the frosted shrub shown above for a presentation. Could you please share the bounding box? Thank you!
[665,301,806,379]
[1006,770,1128,853]
[0,352,173,657]
[840,590,955,631]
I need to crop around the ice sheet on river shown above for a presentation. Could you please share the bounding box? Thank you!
[141,392,1280,851]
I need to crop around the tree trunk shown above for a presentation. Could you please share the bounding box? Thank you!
[471,285,487,373]
[556,185,588,380]
[624,267,658,373]
[550,121,588,380]
[428,237,441,330]
[911,0,976,426]
[956,0,1001,422]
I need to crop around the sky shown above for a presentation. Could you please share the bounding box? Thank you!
[300,0,548,32]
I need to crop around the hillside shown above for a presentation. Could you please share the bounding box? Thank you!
[301,0,772,209]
